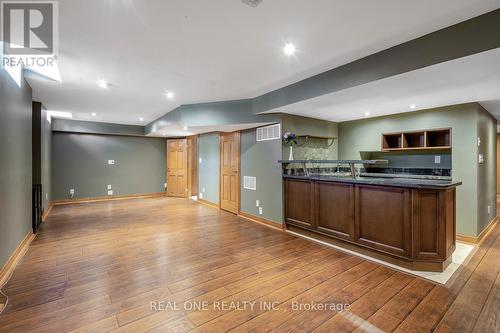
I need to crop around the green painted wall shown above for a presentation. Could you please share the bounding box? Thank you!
[51,133,166,200]
[476,105,497,232]
[198,133,220,205]
[281,115,339,171]
[0,70,33,268]
[338,103,489,237]
[368,151,452,169]
[240,128,283,224]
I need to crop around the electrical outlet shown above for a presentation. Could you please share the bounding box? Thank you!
[479,154,484,164]
[199,157,203,164]
[259,207,263,215]
[202,187,205,193]
[70,189,75,195]
[107,190,113,195]
[45,193,48,200]
[488,205,491,214]
[477,137,481,146]
[164,183,167,189]
[199,193,203,199]
[256,200,260,207]
[108,160,115,165]
[434,156,441,164]
[107,185,112,190]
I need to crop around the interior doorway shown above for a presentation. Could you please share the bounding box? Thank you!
[220,131,240,214]
[167,139,188,197]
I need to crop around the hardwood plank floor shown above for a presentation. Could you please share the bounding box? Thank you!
[0,196,498,332]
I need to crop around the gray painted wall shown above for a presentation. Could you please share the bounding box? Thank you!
[476,105,497,233]
[240,128,283,224]
[198,133,220,204]
[51,133,166,200]
[53,118,145,136]
[338,103,482,237]
[41,106,51,210]
[0,70,33,268]
[33,102,52,211]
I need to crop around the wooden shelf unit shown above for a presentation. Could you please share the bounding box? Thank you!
[382,128,451,151]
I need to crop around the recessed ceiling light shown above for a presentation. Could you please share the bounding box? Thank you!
[97,79,109,89]
[91,112,97,116]
[166,91,174,99]
[284,43,296,56]
[364,111,371,117]
[183,126,188,130]
[409,104,417,110]
[139,117,144,122]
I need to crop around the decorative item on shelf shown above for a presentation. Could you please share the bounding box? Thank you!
[282,131,297,160]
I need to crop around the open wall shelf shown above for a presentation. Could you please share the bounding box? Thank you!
[382,128,451,151]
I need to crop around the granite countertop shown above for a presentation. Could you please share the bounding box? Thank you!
[283,174,462,189]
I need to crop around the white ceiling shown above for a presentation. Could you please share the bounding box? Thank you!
[268,48,500,122]
[24,0,500,125]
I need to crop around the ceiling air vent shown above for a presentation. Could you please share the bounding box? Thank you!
[243,176,257,190]
[256,123,281,142]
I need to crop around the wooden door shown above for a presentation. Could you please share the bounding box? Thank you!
[167,139,188,197]
[187,135,199,197]
[220,132,240,214]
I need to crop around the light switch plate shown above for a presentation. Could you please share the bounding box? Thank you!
[259,207,263,215]
[70,189,75,195]
[107,185,112,190]
[199,158,203,164]
[256,200,260,207]
[107,190,113,195]
[199,193,203,199]
[479,154,484,164]
[108,160,115,165]
[434,156,441,164]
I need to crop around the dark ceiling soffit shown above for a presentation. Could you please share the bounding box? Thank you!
[252,9,500,114]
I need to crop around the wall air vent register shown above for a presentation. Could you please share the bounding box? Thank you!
[256,124,280,142]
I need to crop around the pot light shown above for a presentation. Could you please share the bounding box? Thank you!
[284,43,296,56]
[139,117,144,122]
[97,79,109,89]
[364,111,371,117]
[91,112,97,116]
[183,126,188,130]
[166,91,174,99]
[409,104,417,110]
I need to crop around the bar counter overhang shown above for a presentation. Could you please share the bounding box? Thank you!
[280,160,462,272]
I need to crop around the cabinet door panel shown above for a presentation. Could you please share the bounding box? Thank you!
[355,185,411,258]
[285,179,314,229]
[316,182,354,240]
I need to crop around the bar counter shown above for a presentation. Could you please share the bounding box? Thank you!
[283,174,461,272]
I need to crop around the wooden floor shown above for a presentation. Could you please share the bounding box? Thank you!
[0,197,498,333]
